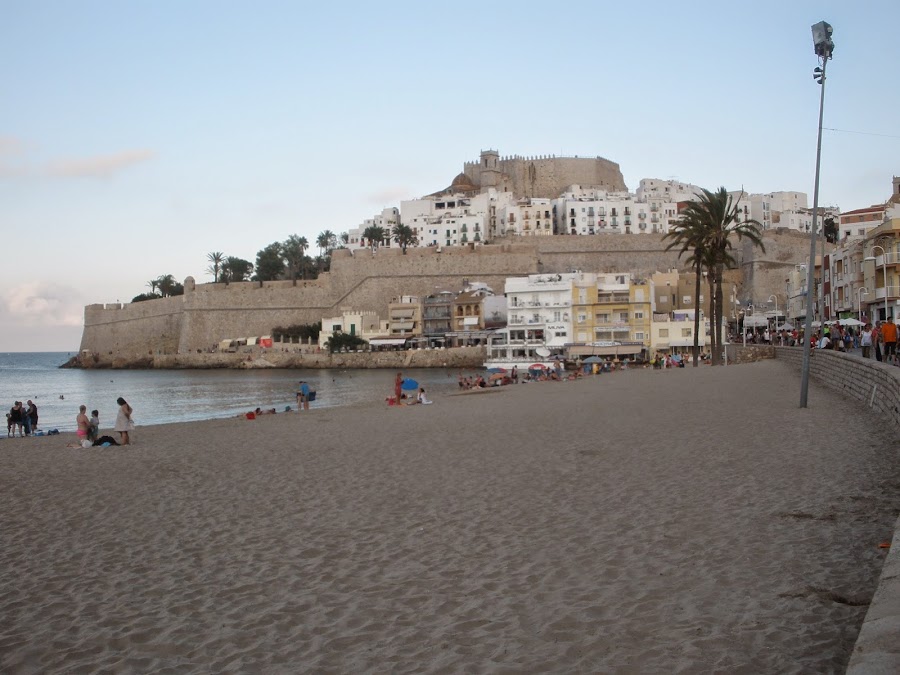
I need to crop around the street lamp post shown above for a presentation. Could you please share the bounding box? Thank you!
[865,244,888,323]
[857,287,869,323]
[800,20,835,409]
[768,294,779,329]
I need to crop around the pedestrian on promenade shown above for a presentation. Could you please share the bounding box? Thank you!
[881,319,897,365]
[861,323,873,359]
[874,322,883,361]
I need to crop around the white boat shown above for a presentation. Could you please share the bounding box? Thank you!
[483,328,561,370]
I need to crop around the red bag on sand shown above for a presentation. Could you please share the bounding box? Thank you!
[246,411,256,419]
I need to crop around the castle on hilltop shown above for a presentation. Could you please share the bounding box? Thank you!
[428,149,627,199]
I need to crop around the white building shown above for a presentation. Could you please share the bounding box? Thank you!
[346,207,400,249]
[497,197,554,237]
[505,273,576,349]
[400,189,516,246]
[553,187,655,235]
[318,310,389,349]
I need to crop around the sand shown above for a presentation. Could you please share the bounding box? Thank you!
[1,359,898,674]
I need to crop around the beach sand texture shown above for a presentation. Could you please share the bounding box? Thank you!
[1,359,898,673]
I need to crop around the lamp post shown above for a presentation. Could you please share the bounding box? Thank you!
[743,304,753,347]
[857,287,868,323]
[865,244,888,323]
[768,294,779,330]
[800,20,835,409]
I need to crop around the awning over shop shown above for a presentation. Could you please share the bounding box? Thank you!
[218,339,234,350]
[393,322,415,330]
[369,338,408,346]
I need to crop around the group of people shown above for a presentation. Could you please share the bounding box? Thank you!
[391,372,432,405]
[818,319,898,363]
[73,397,134,447]
[6,400,38,437]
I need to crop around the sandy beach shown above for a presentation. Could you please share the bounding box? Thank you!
[1,359,898,673]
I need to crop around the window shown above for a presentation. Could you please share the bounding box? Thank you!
[683,295,692,304]
[577,313,587,323]
[634,332,645,340]
[618,312,629,322]
[659,296,668,304]
[682,328,692,337]
[634,311,643,319]
[659,329,669,337]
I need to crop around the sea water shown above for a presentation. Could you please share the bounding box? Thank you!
[0,353,470,432]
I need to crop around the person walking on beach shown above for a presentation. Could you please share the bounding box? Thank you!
[115,397,134,445]
[9,401,24,437]
[297,381,310,410]
[394,372,403,405]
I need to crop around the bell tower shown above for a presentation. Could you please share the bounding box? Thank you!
[479,149,500,189]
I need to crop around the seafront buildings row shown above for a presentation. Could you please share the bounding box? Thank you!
[304,270,739,365]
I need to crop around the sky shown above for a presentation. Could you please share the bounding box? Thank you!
[2,0,898,351]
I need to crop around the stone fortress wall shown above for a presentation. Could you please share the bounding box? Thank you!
[79,232,813,364]
[462,151,628,199]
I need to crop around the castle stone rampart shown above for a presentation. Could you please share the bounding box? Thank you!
[463,154,627,198]
[78,232,813,366]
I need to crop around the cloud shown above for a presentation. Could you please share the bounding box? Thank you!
[46,149,156,178]
[366,187,413,205]
[0,282,85,329]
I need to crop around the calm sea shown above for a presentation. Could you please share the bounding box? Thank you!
[1,353,470,432]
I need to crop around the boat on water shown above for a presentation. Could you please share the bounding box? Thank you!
[483,328,561,371]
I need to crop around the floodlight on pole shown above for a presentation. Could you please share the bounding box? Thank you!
[800,21,834,409]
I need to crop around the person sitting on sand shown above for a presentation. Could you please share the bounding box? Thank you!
[408,387,433,405]
[255,407,277,415]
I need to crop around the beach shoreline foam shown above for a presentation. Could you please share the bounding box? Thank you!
[1,360,897,673]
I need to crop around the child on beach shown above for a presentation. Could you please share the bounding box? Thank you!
[89,410,100,442]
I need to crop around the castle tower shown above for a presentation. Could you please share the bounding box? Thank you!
[479,149,501,189]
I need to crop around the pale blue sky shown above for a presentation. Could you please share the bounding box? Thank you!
[1,0,898,351]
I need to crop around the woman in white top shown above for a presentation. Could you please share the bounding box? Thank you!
[860,323,873,359]
[114,397,135,445]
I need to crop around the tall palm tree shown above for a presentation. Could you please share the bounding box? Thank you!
[682,188,765,365]
[391,224,418,254]
[156,274,178,297]
[316,230,336,257]
[339,232,349,247]
[282,235,309,285]
[664,215,712,367]
[147,279,160,296]
[206,251,225,282]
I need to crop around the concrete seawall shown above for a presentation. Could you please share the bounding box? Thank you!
[774,346,900,673]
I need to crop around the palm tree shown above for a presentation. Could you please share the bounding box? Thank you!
[391,224,418,254]
[316,230,336,257]
[664,214,712,367]
[679,188,765,365]
[282,235,308,285]
[362,225,386,252]
[206,251,225,282]
[156,274,178,297]
[146,279,160,296]
[339,232,349,247]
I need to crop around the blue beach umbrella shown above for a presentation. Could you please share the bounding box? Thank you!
[401,378,419,391]
[486,367,506,374]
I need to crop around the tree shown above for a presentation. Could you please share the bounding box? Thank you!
[317,230,337,257]
[680,188,765,365]
[206,251,225,282]
[156,274,182,297]
[146,279,160,296]
[391,224,418,254]
[131,292,159,303]
[282,235,308,285]
[362,225,386,252]
[664,213,714,367]
[325,332,368,353]
[339,232,349,247]
[221,256,254,284]
[255,242,286,282]
[823,216,838,244]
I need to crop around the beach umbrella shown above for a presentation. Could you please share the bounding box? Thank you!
[839,318,864,327]
[529,364,547,370]
[777,323,794,331]
[401,378,419,391]
[486,367,507,374]
[582,356,603,364]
